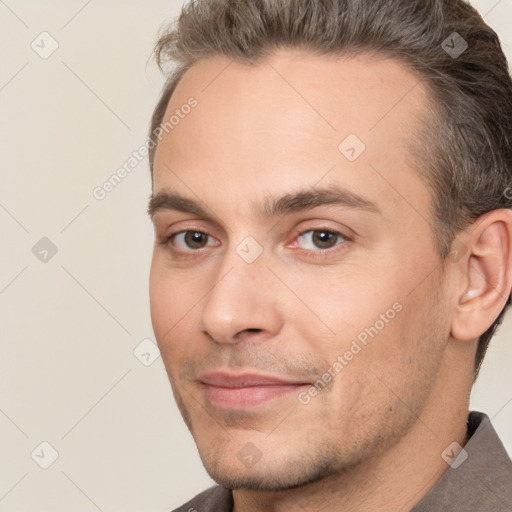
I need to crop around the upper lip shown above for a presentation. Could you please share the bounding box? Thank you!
[198,370,311,388]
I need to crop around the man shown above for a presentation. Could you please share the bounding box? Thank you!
[146,0,512,510]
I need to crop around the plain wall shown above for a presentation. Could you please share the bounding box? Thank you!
[0,0,511,510]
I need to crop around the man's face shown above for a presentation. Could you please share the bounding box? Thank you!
[149,50,452,490]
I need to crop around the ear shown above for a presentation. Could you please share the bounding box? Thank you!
[451,209,512,342]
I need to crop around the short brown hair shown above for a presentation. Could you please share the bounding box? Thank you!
[148,0,512,380]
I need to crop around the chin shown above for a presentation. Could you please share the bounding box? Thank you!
[199,445,345,492]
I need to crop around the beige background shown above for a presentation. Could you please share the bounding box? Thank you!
[0,1,511,510]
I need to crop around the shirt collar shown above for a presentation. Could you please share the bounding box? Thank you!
[411,411,512,511]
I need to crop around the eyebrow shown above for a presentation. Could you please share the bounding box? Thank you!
[147,185,381,220]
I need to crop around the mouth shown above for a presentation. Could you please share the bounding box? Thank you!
[197,370,311,409]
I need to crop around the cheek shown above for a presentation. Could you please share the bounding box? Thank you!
[149,260,169,334]
[149,257,219,376]
[286,269,427,403]
[279,274,407,405]
[285,267,401,346]
[149,259,195,349]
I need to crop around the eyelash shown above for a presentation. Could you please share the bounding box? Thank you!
[160,226,353,260]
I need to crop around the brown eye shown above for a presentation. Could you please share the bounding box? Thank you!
[297,229,345,250]
[184,231,208,249]
[170,230,217,251]
[312,231,338,249]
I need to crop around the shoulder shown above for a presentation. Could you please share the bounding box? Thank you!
[412,411,512,511]
[170,485,233,512]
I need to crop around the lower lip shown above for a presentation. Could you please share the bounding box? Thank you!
[202,383,308,409]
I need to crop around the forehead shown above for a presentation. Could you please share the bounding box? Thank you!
[159,49,426,138]
[152,50,431,224]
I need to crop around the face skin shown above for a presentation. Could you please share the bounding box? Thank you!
[148,50,512,511]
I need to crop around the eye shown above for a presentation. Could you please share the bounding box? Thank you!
[295,228,350,251]
[161,227,351,259]
[167,230,218,251]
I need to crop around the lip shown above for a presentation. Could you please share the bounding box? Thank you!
[198,371,310,388]
[198,370,311,409]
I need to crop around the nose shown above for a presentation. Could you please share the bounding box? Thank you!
[199,249,283,344]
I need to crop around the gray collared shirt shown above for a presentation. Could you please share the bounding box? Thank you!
[172,411,512,511]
